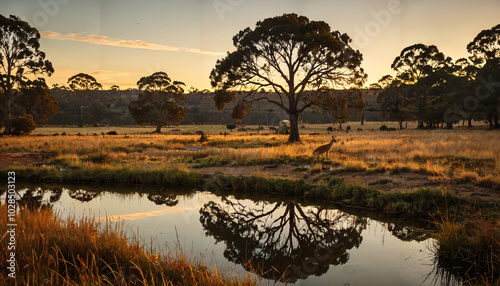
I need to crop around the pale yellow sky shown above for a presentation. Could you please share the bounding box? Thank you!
[2,0,499,90]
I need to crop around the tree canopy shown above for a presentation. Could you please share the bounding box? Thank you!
[0,14,54,134]
[210,13,366,142]
[467,24,500,66]
[375,75,412,129]
[391,44,448,85]
[18,78,59,125]
[128,72,186,133]
[67,73,102,95]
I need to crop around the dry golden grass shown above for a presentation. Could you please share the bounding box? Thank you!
[1,127,498,185]
[0,203,255,285]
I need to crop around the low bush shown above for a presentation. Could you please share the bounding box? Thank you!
[11,114,37,135]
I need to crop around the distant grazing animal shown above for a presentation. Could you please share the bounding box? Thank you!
[312,136,338,158]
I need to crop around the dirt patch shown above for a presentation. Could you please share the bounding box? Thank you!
[191,164,500,203]
[0,152,52,169]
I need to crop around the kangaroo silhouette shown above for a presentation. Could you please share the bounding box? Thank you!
[312,136,338,158]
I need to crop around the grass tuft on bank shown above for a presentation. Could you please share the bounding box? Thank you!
[432,214,500,285]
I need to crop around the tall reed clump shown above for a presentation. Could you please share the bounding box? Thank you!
[432,214,500,284]
[0,204,255,285]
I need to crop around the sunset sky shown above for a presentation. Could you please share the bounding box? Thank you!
[2,0,499,90]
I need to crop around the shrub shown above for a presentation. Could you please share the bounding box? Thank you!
[327,126,334,132]
[380,125,396,131]
[10,114,37,135]
[226,123,237,131]
[82,151,111,164]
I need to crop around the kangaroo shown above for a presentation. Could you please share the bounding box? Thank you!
[312,136,338,158]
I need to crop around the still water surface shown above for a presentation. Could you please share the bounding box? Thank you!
[14,185,461,286]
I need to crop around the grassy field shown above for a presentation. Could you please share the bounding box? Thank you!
[2,125,498,189]
[1,124,499,284]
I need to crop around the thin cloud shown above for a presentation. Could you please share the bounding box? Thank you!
[41,31,225,56]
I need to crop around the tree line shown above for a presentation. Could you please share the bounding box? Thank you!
[374,27,500,130]
[1,13,498,139]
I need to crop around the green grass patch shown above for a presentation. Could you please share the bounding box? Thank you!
[192,155,232,168]
[368,179,394,186]
[206,175,460,216]
[6,165,202,188]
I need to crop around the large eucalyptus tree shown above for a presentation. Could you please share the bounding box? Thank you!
[210,13,366,142]
[0,15,54,134]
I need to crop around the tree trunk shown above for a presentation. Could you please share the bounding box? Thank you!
[155,125,162,133]
[487,116,494,130]
[468,119,472,128]
[360,111,365,125]
[446,122,453,129]
[399,121,403,130]
[494,114,499,129]
[2,91,13,135]
[287,113,300,143]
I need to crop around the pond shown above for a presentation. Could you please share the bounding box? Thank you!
[11,184,462,286]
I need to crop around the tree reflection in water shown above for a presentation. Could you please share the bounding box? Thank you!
[67,189,100,202]
[200,198,367,283]
[16,187,63,210]
[147,193,179,207]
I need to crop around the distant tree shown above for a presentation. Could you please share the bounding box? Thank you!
[376,75,412,129]
[467,24,500,129]
[188,86,199,94]
[67,73,102,125]
[67,73,102,102]
[87,101,107,123]
[109,85,120,91]
[442,58,479,128]
[467,24,500,66]
[128,72,186,133]
[0,15,54,134]
[18,79,59,125]
[319,89,365,130]
[391,44,449,126]
[415,68,464,128]
[210,13,366,143]
[475,58,500,129]
[226,123,236,131]
[392,44,448,84]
